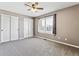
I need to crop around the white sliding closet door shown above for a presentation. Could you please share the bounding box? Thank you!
[28,18,33,37]
[24,18,29,38]
[1,14,10,42]
[11,16,18,41]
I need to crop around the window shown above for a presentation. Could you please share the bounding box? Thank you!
[38,16,53,34]
[38,18,46,33]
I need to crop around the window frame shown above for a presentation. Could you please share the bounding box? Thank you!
[38,15,54,34]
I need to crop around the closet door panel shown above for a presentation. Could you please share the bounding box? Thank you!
[11,16,18,41]
[1,14,10,42]
[28,19,33,37]
[24,18,29,38]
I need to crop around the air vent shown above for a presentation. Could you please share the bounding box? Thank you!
[43,39,46,40]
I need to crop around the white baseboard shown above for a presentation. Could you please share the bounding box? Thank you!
[0,36,34,44]
[36,36,79,49]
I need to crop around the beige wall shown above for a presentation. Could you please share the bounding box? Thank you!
[35,4,79,46]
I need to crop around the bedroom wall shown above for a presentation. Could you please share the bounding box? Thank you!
[35,4,79,46]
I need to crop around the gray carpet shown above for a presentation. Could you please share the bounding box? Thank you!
[0,38,79,56]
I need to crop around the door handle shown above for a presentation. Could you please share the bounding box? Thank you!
[1,29,3,31]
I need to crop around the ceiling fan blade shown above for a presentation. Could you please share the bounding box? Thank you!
[35,2,38,5]
[27,9,31,11]
[25,4,31,7]
[37,8,43,10]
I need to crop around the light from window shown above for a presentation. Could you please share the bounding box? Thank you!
[38,16,53,34]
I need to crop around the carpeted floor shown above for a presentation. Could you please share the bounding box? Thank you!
[0,38,79,56]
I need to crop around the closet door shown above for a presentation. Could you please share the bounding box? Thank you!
[24,18,29,38]
[11,16,18,41]
[1,14,10,42]
[28,18,33,37]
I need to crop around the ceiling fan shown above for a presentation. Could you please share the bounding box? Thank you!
[25,2,44,12]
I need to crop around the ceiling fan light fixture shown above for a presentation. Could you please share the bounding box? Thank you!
[31,8,37,12]
[25,2,44,12]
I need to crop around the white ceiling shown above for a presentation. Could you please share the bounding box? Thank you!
[0,2,78,17]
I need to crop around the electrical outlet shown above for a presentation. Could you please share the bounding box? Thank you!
[65,38,67,40]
